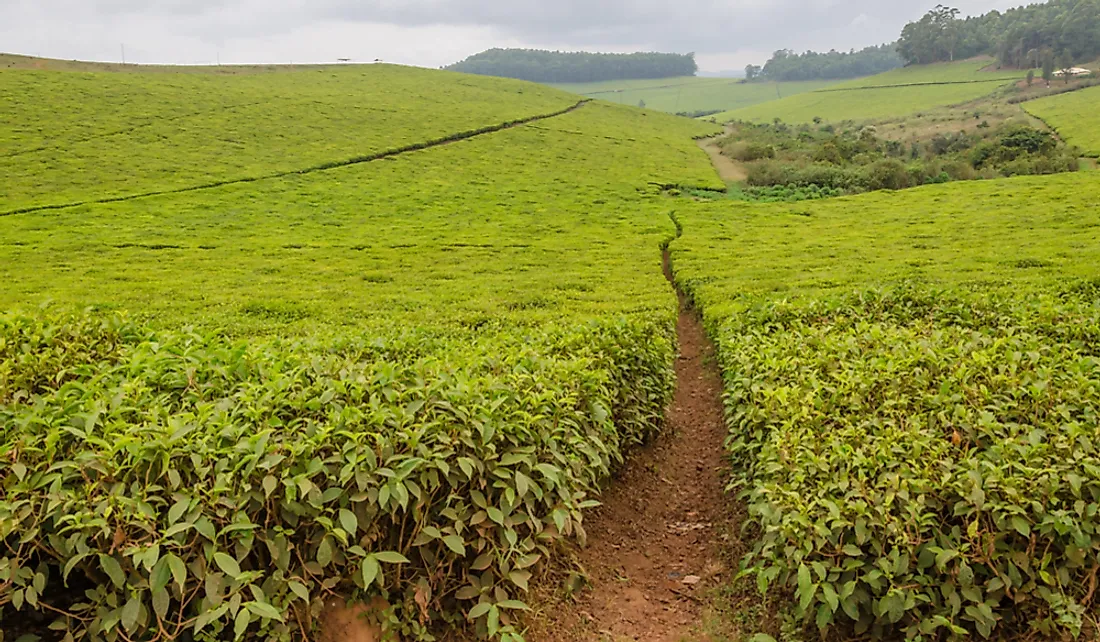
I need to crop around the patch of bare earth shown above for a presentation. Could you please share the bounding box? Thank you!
[526,253,737,642]
[696,137,746,184]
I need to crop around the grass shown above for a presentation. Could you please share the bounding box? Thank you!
[1023,84,1100,157]
[708,60,1025,124]
[549,76,840,114]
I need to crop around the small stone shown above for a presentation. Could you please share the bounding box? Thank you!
[681,575,701,585]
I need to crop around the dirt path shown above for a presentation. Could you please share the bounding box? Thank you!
[530,251,731,642]
[696,136,746,183]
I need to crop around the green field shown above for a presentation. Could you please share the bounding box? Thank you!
[824,59,1023,89]
[0,66,587,213]
[549,76,839,113]
[709,60,1025,124]
[1024,85,1100,157]
[0,64,719,642]
[3,54,1099,642]
[670,174,1100,638]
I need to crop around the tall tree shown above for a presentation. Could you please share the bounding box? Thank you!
[898,0,1100,68]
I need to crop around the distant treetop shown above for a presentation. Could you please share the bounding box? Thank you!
[898,0,1100,67]
[752,44,903,82]
[444,49,698,83]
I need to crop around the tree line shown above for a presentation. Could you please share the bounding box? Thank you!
[444,49,697,83]
[898,0,1100,68]
[746,44,903,82]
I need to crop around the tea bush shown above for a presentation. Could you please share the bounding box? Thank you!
[671,172,1100,639]
[0,313,674,641]
[719,289,1100,638]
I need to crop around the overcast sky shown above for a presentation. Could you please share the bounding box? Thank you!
[4,0,1026,72]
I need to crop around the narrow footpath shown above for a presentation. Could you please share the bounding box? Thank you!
[696,127,746,184]
[531,251,732,642]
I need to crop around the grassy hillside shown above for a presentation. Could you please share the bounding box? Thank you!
[709,60,1025,124]
[0,62,719,642]
[0,65,582,213]
[671,172,1100,639]
[825,59,1022,89]
[550,76,839,114]
[1024,85,1100,157]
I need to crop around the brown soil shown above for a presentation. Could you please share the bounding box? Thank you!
[528,252,733,642]
[697,136,746,183]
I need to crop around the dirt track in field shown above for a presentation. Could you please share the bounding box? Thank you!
[696,136,746,184]
[529,251,733,642]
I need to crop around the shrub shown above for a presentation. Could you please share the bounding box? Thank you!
[863,159,911,191]
[727,142,777,162]
[722,289,1100,640]
[0,310,675,641]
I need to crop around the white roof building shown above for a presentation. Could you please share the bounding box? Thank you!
[1054,67,1093,77]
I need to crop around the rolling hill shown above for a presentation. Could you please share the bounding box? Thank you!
[708,59,1026,124]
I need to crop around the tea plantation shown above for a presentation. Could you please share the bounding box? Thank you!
[1024,84,1100,157]
[670,174,1100,639]
[0,63,719,642]
[2,56,1099,642]
[709,59,1024,124]
[549,76,839,114]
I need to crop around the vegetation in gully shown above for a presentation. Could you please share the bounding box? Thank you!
[702,118,1079,202]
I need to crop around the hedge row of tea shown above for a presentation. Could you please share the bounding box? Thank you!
[0,64,720,642]
[671,173,1100,639]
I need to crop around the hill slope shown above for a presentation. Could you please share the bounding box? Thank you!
[0,64,582,213]
[0,60,720,642]
[709,60,1025,124]
[549,77,840,114]
[1024,84,1100,157]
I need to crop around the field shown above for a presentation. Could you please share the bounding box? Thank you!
[709,60,1025,124]
[3,54,1100,642]
[1024,85,1100,157]
[0,66,586,213]
[0,63,721,642]
[549,76,839,114]
[824,59,1023,89]
[670,174,1100,639]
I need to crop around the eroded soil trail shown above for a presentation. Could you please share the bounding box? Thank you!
[696,129,746,184]
[531,252,731,642]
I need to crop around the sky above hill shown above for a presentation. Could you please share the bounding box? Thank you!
[5,0,1025,72]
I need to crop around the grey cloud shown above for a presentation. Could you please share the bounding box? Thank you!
[4,0,1025,68]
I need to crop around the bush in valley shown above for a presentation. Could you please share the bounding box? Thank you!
[721,120,1079,196]
[676,109,724,118]
[0,309,675,641]
[726,141,777,162]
